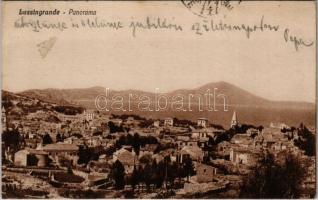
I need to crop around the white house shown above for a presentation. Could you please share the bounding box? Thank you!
[197,118,208,128]
[164,118,173,127]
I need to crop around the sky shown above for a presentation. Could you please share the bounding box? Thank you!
[2,1,316,103]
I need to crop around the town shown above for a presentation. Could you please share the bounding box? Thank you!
[1,90,316,198]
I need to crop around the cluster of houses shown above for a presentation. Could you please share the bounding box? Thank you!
[2,102,315,196]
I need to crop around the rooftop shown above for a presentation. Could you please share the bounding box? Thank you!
[42,143,79,151]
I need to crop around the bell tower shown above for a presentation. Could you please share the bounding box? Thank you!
[230,111,239,128]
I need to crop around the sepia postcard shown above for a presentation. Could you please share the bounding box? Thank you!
[1,0,316,199]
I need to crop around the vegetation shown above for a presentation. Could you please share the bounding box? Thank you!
[108,121,125,133]
[77,145,104,165]
[111,114,147,121]
[42,133,53,145]
[56,133,63,142]
[54,172,85,183]
[53,105,84,115]
[173,117,196,127]
[110,160,126,190]
[114,133,158,156]
[240,151,307,198]
[2,129,22,151]
[233,124,264,134]
[294,123,315,156]
[124,156,194,192]
[209,124,263,146]
[139,119,154,128]
[210,124,225,130]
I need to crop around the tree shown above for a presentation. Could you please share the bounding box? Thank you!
[126,134,133,145]
[110,160,125,190]
[53,105,84,115]
[143,163,153,191]
[67,165,73,174]
[240,151,307,198]
[167,162,178,189]
[132,133,140,156]
[294,124,315,156]
[210,124,225,130]
[77,144,90,165]
[130,166,140,191]
[108,121,124,133]
[116,135,127,148]
[2,97,13,109]
[2,129,21,150]
[42,133,53,145]
[56,133,63,142]
[155,161,166,188]
[257,125,264,132]
[108,121,116,133]
[139,119,154,128]
[139,154,153,164]
[183,156,195,182]
[151,160,158,186]
[214,132,230,144]
[235,124,257,133]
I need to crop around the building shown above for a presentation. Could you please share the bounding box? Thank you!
[14,149,49,167]
[23,138,41,149]
[41,143,79,166]
[273,141,289,151]
[152,154,164,163]
[112,147,136,174]
[160,148,178,162]
[231,134,253,148]
[270,122,290,130]
[126,117,134,125]
[176,135,198,149]
[192,127,224,142]
[253,127,289,150]
[85,136,109,147]
[164,118,173,127]
[153,120,160,128]
[139,144,158,158]
[196,163,218,183]
[58,113,80,122]
[83,110,95,121]
[98,154,108,163]
[253,137,275,150]
[217,141,232,157]
[63,136,85,146]
[197,118,208,128]
[191,130,209,140]
[111,119,123,126]
[179,146,204,162]
[246,128,260,137]
[229,148,259,166]
[230,111,239,128]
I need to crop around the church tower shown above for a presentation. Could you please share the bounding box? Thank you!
[230,111,239,128]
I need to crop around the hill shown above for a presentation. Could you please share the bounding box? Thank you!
[16,82,315,128]
[2,90,84,119]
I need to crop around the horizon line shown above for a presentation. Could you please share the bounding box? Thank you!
[2,80,316,104]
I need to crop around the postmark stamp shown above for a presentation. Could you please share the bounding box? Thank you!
[181,0,242,18]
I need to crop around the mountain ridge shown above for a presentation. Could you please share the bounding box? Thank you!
[17,81,315,107]
[9,81,315,128]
